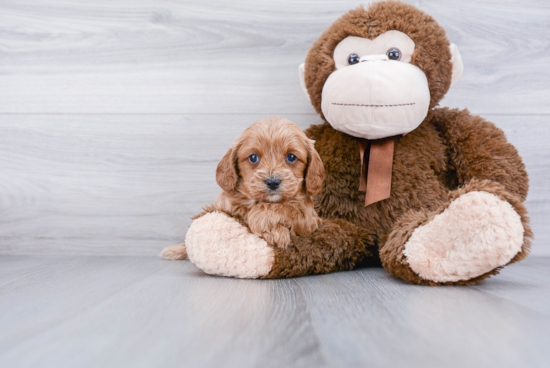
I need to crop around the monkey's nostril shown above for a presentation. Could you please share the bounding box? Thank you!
[265,178,281,190]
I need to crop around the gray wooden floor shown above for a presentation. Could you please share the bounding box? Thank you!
[0,255,549,368]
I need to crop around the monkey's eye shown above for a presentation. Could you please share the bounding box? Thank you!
[348,54,360,65]
[286,154,297,163]
[387,48,401,61]
[249,154,259,164]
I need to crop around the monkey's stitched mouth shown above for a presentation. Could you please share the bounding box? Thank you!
[332,102,416,107]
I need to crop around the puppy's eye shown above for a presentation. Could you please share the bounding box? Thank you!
[348,53,360,65]
[387,48,401,61]
[248,154,259,164]
[286,154,297,163]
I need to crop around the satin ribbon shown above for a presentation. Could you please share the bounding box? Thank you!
[357,137,395,206]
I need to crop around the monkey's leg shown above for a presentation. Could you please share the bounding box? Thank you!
[379,180,532,286]
[185,211,375,279]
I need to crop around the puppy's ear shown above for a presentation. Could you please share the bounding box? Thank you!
[216,146,239,192]
[305,139,325,195]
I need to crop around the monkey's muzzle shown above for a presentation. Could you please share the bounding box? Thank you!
[321,59,431,140]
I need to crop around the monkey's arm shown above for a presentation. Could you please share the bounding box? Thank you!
[265,218,375,278]
[184,211,375,279]
[431,107,529,201]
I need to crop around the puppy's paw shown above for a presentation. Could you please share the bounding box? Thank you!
[160,244,188,260]
[300,217,322,236]
[263,226,291,249]
[260,232,276,246]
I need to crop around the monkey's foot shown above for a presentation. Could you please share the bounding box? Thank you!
[185,212,274,278]
[403,190,525,283]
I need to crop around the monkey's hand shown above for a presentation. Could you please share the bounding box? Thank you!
[185,211,274,278]
[185,211,375,279]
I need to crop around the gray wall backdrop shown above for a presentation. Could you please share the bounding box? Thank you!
[0,0,548,256]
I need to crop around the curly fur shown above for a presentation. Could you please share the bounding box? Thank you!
[212,117,325,248]
[162,117,325,258]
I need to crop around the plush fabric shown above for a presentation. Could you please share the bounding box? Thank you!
[403,191,524,282]
[304,1,454,116]
[321,59,430,139]
[379,179,532,286]
[185,212,274,279]
[323,29,430,140]
[449,43,463,88]
[333,31,416,69]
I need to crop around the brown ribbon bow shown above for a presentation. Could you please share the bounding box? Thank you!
[357,137,395,206]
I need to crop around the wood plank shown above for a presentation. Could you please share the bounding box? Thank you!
[0,255,548,368]
[0,256,167,354]
[473,256,550,316]
[0,0,549,114]
[0,113,547,256]
[0,256,329,368]
[296,259,550,368]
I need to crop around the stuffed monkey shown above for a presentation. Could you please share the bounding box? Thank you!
[179,0,532,285]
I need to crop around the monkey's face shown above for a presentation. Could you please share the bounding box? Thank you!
[300,3,464,140]
[321,31,431,140]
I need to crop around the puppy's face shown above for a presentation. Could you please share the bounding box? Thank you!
[237,122,308,203]
[216,117,325,203]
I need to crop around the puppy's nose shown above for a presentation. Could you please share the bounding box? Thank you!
[265,178,281,191]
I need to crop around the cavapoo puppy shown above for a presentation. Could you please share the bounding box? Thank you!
[161,116,325,260]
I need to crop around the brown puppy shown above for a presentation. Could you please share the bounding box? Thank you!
[161,117,325,260]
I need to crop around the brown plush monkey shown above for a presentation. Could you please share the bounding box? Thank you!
[182,1,532,285]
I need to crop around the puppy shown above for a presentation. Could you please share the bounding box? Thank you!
[161,117,325,260]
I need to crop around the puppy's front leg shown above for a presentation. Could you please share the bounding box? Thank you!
[287,205,321,237]
[247,208,291,249]
[261,225,291,249]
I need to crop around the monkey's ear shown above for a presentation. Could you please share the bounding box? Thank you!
[299,63,311,101]
[216,147,239,192]
[449,43,464,88]
[305,139,325,195]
